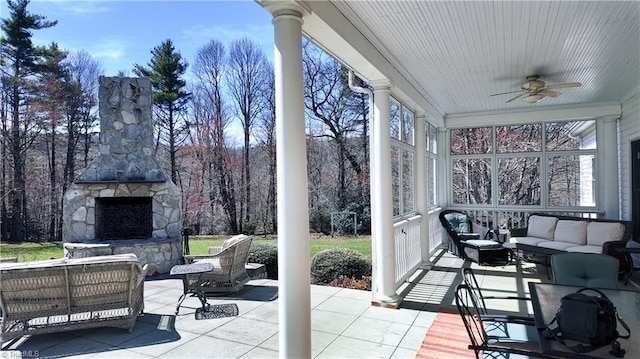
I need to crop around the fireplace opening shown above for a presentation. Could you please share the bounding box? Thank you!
[96,197,152,240]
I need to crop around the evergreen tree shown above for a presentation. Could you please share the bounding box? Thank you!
[1,0,57,242]
[133,39,190,183]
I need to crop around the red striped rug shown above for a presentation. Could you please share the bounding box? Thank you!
[415,311,477,359]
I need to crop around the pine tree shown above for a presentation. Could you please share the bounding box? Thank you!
[133,39,190,184]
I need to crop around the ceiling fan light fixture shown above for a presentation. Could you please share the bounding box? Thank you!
[522,94,544,103]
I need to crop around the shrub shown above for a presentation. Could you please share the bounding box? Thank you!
[247,242,278,279]
[310,248,371,285]
[328,275,372,291]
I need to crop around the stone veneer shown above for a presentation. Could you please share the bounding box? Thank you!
[62,76,182,275]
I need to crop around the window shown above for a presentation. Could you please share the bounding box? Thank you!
[390,100,401,140]
[450,120,597,209]
[426,122,438,208]
[390,98,415,217]
[498,157,541,205]
[402,108,414,145]
[452,158,492,205]
[450,127,492,155]
[391,146,400,216]
[497,124,542,153]
[548,154,596,207]
[402,150,414,212]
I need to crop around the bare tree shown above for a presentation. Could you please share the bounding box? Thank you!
[227,37,269,231]
[253,62,277,233]
[302,40,367,210]
[190,39,239,234]
[66,50,101,172]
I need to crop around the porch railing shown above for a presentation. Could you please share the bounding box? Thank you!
[393,214,422,285]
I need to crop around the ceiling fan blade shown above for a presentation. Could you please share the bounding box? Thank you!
[505,93,526,103]
[541,89,560,98]
[490,89,525,96]
[545,82,581,90]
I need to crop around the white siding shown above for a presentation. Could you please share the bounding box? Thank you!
[620,92,640,220]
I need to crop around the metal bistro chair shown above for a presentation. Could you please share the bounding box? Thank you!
[455,283,547,359]
[462,268,534,328]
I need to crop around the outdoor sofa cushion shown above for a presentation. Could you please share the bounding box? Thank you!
[586,222,626,246]
[526,215,558,240]
[553,220,588,245]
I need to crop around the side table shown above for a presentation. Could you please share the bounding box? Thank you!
[170,262,214,315]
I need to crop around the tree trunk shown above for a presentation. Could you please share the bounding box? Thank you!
[10,85,25,243]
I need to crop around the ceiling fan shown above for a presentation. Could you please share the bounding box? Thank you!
[491,75,582,103]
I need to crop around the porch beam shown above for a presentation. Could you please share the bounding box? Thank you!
[446,103,622,127]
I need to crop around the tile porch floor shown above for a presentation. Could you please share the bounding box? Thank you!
[2,249,638,358]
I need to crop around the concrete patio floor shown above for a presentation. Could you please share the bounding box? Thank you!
[2,249,639,358]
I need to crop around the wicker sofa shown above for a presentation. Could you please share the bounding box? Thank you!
[0,253,146,343]
[509,213,633,276]
[509,213,632,254]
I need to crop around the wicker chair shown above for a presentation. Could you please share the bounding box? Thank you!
[183,235,253,295]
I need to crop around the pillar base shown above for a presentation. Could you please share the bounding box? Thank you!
[371,294,402,309]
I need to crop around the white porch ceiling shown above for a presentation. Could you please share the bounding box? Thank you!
[324,1,640,117]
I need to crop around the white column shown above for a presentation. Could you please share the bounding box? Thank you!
[414,112,432,267]
[601,116,620,219]
[370,80,401,307]
[265,2,311,358]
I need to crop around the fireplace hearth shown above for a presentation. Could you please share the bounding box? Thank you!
[62,77,182,275]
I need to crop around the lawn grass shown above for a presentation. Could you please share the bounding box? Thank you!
[0,242,65,262]
[0,236,372,262]
[188,236,371,258]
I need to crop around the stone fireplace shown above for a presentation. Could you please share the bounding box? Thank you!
[62,76,182,275]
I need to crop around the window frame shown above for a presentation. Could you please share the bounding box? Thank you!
[390,97,417,218]
[448,120,599,211]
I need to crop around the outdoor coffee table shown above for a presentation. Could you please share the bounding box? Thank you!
[170,262,214,315]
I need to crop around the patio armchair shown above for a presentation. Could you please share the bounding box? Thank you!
[183,235,253,295]
[439,210,509,265]
[454,283,547,359]
[550,252,619,289]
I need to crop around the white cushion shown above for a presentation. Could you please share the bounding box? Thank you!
[586,222,625,246]
[527,215,558,240]
[538,241,577,251]
[565,245,602,254]
[553,220,588,245]
[0,257,68,270]
[68,253,139,265]
[223,234,250,249]
[509,236,549,246]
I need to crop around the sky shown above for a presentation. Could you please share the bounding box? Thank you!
[0,0,275,76]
